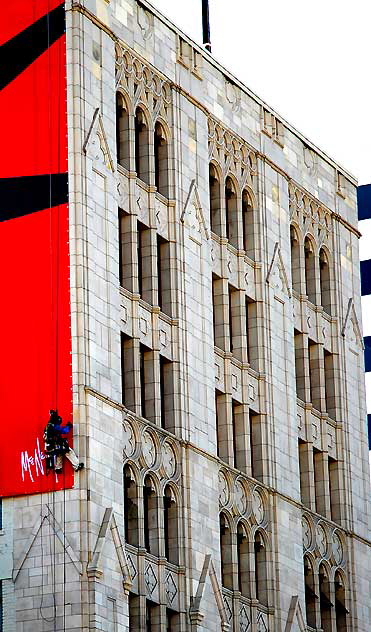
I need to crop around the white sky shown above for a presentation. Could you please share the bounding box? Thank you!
[149,0,370,184]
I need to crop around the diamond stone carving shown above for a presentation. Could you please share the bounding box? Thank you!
[165,572,177,604]
[239,605,250,632]
[223,595,233,622]
[144,564,157,595]
[127,554,137,580]
[257,612,268,632]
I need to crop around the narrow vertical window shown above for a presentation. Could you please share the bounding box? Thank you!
[314,448,328,517]
[209,163,221,236]
[319,248,331,314]
[242,189,254,258]
[147,601,161,632]
[157,235,172,316]
[160,356,175,433]
[212,274,226,351]
[294,330,307,402]
[254,531,268,606]
[250,410,264,482]
[309,339,323,411]
[119,208,135,291]
[319,564,332,632]
[139,345,156,423]
[324,349,336,419]
[123,464,139,546]
[166,609,180,632]
[298,440,312,509]
[140,343,147,419]
[116,93,130,169]
[225,176,238,247]
[304,556,317,629]
[304,236,317,304]
[154,121,169,197]
[329,457,342,524]
[228,285,233,354]
[237,522,250,597]
[335,572,348,632]
[129,593,141,632]
[245,297,250,362]
[290,225,301,293]
[232,401,249,473]
[215,390,227,461]
[121,334,136,412]
[220,513,233,590]
[143,476,159,556]
[135,107,150,184]
[164,485,179,564]
[137,221,144,298]
[246,300,259,370]
[137,221,154,304]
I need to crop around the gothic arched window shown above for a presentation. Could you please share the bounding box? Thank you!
[116,92,130,169]
[134,107,150,184]
[154,121,169,197]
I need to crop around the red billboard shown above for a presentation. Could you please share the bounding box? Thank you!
[0,1,73,495]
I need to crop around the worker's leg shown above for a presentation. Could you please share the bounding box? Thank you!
[55,454,63,472]
[65,448,82,471]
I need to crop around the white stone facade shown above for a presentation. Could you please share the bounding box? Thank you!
[1,1,371,630]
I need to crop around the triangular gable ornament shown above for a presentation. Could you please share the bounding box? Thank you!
[342,298,364,350]
[284,595,307,632]
[189,554,230,631]
[181,179,209,245]
[266,242,291,298]
[87,507,132,593]
[83,107,115,172]
[13,504,82,582]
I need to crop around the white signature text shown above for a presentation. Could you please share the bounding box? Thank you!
[21,438,46,482]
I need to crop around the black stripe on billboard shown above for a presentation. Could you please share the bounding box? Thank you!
[358,184,371,221]
[360,260,371,296]
[0,174,68,221]
[0,3,65,92]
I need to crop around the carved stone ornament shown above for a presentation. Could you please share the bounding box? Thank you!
[235,479,247,515]
[302,515,312,551]
[239,604,251,631]
[316,523,328,557]
[332,530,344,565]
[252,488,265,524]
[162,441,176,478]
[115,42,172,123]
[223,594,233,622]
[257,612,268,632]
[289,182,331,247]
[208,116,257,191]
[218,470,230,507]
[142,430,156,467]
[123,419,136,457]
[165,572,177,604]
[144,563,157,595]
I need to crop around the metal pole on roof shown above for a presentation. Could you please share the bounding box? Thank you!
[202,0,211,52]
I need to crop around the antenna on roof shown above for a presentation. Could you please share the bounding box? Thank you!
[202,0,211,52]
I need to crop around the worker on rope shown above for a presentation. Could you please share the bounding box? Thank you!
[44,409,84,474]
